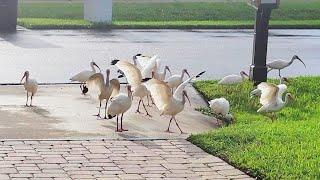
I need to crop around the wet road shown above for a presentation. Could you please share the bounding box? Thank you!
[0,29,319,83]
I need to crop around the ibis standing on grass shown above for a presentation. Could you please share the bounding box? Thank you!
[70,61,101,94]
[252,82,294,120]
[267,55,306,78]
[250,77,290,98]
[87,69,120,119]
[20,71,38,107]
[218,71,249,85]
[209,98,234,125]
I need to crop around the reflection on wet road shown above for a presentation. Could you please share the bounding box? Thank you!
[0,29,318,83]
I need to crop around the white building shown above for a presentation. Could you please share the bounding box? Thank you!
[83,0,112,23]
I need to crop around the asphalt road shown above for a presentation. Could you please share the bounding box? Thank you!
[0,29,318,84]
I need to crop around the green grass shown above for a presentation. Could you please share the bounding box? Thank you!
[17,1,320,29]
[188,77,320,179]
[18,18,320,29]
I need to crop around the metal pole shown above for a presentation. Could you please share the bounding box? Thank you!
[250,7,272,85]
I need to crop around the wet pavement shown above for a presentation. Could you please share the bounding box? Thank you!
[0,29,318,84]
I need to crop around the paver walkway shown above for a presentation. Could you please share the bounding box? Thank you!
[0,139,252,180]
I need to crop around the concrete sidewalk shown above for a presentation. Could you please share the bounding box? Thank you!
[0,139,252,180]
[0,84,216,139]
[0,85,253,179]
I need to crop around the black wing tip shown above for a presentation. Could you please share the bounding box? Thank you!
[196,71,206,78]
[108,114,116,119]
[141,78,152,83]
[118,75,124,78]
[111,59,120,65]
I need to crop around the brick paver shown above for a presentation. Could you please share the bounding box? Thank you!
[0,139,252,180]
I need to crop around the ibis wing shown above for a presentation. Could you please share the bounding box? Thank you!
[87,73,105,92]
[257,82,279,106]
[70,70,93,82]
[173,78,192,100]
[116,61,142,86]
[173,71,206,100]
[110,79,121,98]
[141,55,158,79]
[145,79,172,111]
[136,55,151,69]
[267,60,288,69]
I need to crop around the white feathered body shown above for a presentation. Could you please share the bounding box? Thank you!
[88,73,120,102]
[209,98,230,117]
[24,79,38,95]
[70,70,95,83]
[132,85,149,98]
[155,72,166,81]
[141,56,157,79]
[256,83,288,113]
[161,98,184,116]
[107,93,132,117]
[167,75,183,88]
[113,60,150,100]
[257,101,286,113]
[267,60,290,70]
[99,83,119,101]
[218,75,243,85]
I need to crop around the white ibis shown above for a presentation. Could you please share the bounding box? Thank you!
[111,59,151,116]
[209,98,234,125]
[267,55,306,78]
[166,69,191,91]
[70,61,101,94]
[218,71,249,85]
[144,71,205,133]
[133,54,167,106]
[133,54,157,71]
[209,98,230,117]
[141,55,159,79]
[144,79,190,134]
[132,54,149,69]
[252,82,294,119]
[20,71,38,107]
[88,69,120,119]
[107,85,133,132]
[250,77,289,98]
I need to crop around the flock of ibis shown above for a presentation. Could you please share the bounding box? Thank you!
[210,55,305,123]
[20,54,204,133]
[19,54,306,133]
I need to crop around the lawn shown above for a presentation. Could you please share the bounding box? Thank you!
[188,77,320,179]
[17,1,320,29]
